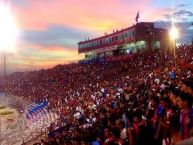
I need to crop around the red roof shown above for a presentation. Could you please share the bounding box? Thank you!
[78,25,135,44]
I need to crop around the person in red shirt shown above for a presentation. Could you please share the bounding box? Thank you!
[177,92,193,140]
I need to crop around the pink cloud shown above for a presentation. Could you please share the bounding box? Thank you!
[13,0,153,32]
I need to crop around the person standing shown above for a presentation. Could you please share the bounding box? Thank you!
[177,92,193,140]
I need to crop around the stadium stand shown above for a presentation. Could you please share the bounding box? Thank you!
[0,44,193,145]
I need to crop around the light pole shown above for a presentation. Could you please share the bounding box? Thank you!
[0,116,1,145]
[3,49,6,77]
[2,48,6,97]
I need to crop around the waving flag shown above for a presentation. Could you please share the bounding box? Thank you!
[136,11,139,23]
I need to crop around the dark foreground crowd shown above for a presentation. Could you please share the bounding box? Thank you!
[1,45,193,145]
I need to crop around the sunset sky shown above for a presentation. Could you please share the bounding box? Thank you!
[0,0,193,74]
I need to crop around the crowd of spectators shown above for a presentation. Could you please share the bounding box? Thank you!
[0,44,193,145]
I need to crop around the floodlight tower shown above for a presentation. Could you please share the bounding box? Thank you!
[0,0,18,77]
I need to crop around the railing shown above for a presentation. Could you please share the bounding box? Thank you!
[0,93,59,145]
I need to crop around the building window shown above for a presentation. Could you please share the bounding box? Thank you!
[127,31,130,37]
[109,37,111,42]
[122,34,124,39]
[105,38,108,44]
[132,29,135,36]
[118,35,121,40]
[125,33,128,38]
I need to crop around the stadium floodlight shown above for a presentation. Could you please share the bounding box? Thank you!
[0,2,19,53]
[0,2,19,76]
[169,25,178,62]
[169,26,179,40]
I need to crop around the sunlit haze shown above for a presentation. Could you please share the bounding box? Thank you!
[0,2,19,53]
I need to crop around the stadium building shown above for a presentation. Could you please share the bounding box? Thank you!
[78,22,169,59]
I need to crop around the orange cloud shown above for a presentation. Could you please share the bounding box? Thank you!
[13,0,152,32]
[4,44,84,73]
